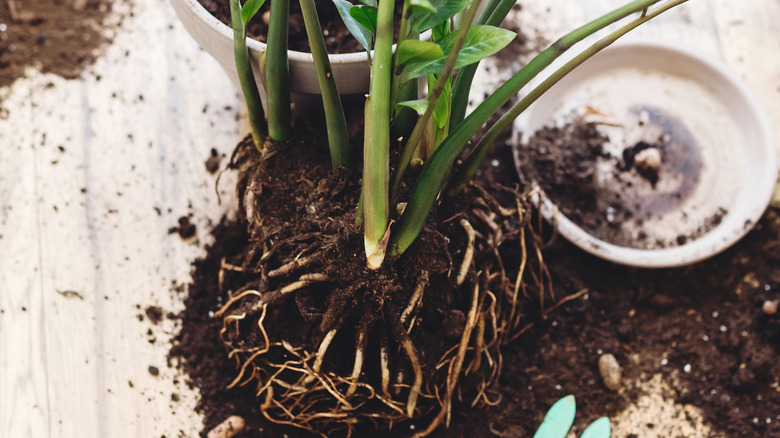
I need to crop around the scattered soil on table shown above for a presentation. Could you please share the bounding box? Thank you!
[171,118,779,437]
[205,148,222,174]
[169,216,197,239]
[197,0,404,54]
[145,306,164,325]
[0,0,115,88]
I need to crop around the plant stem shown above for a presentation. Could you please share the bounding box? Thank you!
[266,0,292,141]
[229,0,267,148]
[389,0,667,257]
[449,0,516,133]
[299,0,351,171]
[447,0,690,195]
[389,0,483,202]
[390,0,413,107]
[363,0,395,269]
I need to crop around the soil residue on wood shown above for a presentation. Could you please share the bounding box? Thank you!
[0,0,116,88]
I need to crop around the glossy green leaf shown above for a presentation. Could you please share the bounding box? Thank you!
[429,75,450,130]
[402,25,515,80]
[533,395,576,438]
[350,4,379,34]
[410,0,436,14]
[332,0,373,51]
[397,40,444,65]
[241,0,266,25]
[395,99,429,115]
[580,417,611,438]
[411,0,470,32]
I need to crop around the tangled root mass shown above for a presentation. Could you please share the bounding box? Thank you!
[211,123,550,436]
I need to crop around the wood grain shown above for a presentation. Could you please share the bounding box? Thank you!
[0,1,777,437]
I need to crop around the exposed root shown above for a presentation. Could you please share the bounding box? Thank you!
[345,329,368,398]
[414,281,481,437]
[268,253,318,277]
[379,333,392,399]
[456,219,476,286]
[400,272,428,330]
[304,327,338,385]
[255,273,329,308]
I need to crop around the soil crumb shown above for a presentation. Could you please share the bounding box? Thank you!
[0,0,116,88]
[144,306,164,325]
[205,148,221,174]
[169,216,196,239]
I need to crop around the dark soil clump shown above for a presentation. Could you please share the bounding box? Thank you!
[170,216,197,239]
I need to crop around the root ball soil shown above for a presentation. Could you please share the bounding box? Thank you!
[171,118,780,437]
[171,117,545,437]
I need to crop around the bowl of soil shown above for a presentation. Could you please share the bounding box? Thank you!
[514,40,777,268]
[170,0,375,97]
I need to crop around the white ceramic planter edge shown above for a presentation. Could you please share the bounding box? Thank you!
[170,0,371,96]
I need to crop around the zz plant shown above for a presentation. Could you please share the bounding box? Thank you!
[219,0,687,435]
[232,0,688,269]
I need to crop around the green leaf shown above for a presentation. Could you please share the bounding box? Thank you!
[411,0,471,32]
[533,395,576,438]
[395,99,429,115]
[350,4,378,34]
[359,0,377,6]
[402,25,515,80]
[241,0,266,25]
[397,40,444,65]
[332,0,373,51]
[410,0,436,14]
[429,75,450,130]
[580,417,611,438]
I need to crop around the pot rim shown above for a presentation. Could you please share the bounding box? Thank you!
[516,40,778,268]
[178,0,371,65]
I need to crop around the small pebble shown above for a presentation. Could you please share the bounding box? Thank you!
[634,147,662,171]
[763,299,778,315]
[262,11,271,25]
[207,415,246,438]
[598,353,622,391]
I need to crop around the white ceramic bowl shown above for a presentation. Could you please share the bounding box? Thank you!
[513,41,777,268]
[170,0,372,96]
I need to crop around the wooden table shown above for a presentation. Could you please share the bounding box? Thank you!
[1,1,778,436]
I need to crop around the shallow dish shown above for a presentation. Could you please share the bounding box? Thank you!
[513,41,777,268]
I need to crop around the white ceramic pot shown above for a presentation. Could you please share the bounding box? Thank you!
[170,0,372,98]
[513,41,777,268]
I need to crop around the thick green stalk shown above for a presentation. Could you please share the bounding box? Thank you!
[449,0,516,133]
[447,0,690,195]
[363,0,395,269]
[389,0,666,257]
[266,0,292,141]
[299,0,351,171]
[229,0,267,148]
[389,0,483,202]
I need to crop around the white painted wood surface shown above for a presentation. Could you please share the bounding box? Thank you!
[0,1,778,437]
